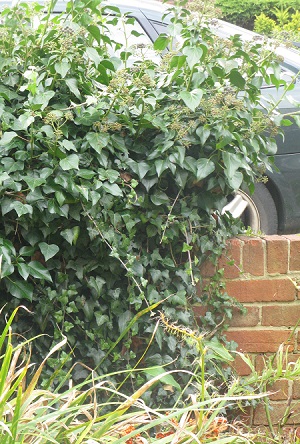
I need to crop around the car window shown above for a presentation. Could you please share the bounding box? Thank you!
[150,19,168,35]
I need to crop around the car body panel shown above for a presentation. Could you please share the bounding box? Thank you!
[268,154,300,233]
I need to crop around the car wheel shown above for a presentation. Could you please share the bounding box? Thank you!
[222,183,278,234]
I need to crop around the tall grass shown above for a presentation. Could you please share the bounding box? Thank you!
[0,305,271,443]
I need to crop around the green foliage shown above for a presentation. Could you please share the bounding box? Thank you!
[238,342,300,441]
[0,0,294,398]
[272,4,291,27]
[3,307,300,443]
[254,6,300,42]
[254,13,276,36]
[216,0,300,30]
[286,11,300,33]
[0,307,276,443]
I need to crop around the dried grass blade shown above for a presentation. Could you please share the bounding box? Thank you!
[22,335,67,404]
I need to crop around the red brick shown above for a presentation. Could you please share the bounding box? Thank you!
[262,304,300,327]
[283,350,300,367]
[225,278,296,303]
[267,380,289,401]
[226,330,294,353]
[236,406,253,426]
[255,354,269,373]
[265,235,289,274]
[287,353,300,366]
[231,354,255,376]
[241,236,265,276]
[196,278,210,297]
[193,304,207,320]
[293,333,300,354]
[253,401,300,426]
[200,258,216,278]
[230,306,260,327]
[219,238,242,279]
[284,235,300,271]
[292,381,300,399]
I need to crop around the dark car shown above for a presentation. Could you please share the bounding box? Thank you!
[2,0,300,234]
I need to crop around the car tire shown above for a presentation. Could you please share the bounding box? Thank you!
[237,184,278,234]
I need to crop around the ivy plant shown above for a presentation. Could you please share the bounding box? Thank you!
[0,0,295,402]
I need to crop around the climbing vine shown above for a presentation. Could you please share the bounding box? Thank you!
[0,0,294,402]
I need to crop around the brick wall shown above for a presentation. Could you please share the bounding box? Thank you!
[198,235,300,426]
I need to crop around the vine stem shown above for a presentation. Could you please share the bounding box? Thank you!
[160,190,181,244]
[82,204,148,305]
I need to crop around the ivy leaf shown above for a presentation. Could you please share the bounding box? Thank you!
[182,243,193,252]
[216,131,233,149]
[60,140,77,151]
[31,91,55,110]
[39,242,60,261]
[118,310,133,334]
[0,172,10,183]
[195,158,215,181]
[55,60,71,78]
[95,313,109,327]
[167,22,183,37]
[144,366,181,390]
[86,132,110,152]
[0,131,17,146]
[17,263,30,280]
[6,279,33,301]
[141,177,158,192]
[13,202,33,217]
[0,85,19,101]
[196,127,210,146]
[136,162,150,180]
[266,140,277,155]
[27,261,52,282]
[55,190,65,206]
[87,24,102,44]
[229,69,246,88]
[223,152,241,179]
[13,113,35,130]
[23,177,46,191]
[19,246,35,256]
[227,171,243,190]
[182,46,203,68]
[85,47,102,66]
[65,78,81,98]
[82,300,96,321]
[155,159,169,177]
[61,227,80,245]
[77,169,95,179]
[150,191,169,206]
[60,154,79,170]
[76,185,89,201]
[102,182,123,197]
[220,59,239,73]
[179,89,203,112]
[87,276,106,297]
[170,55,186,70]
[127,159,150,180]
[153,34,169,51]
[1,262,14,278]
